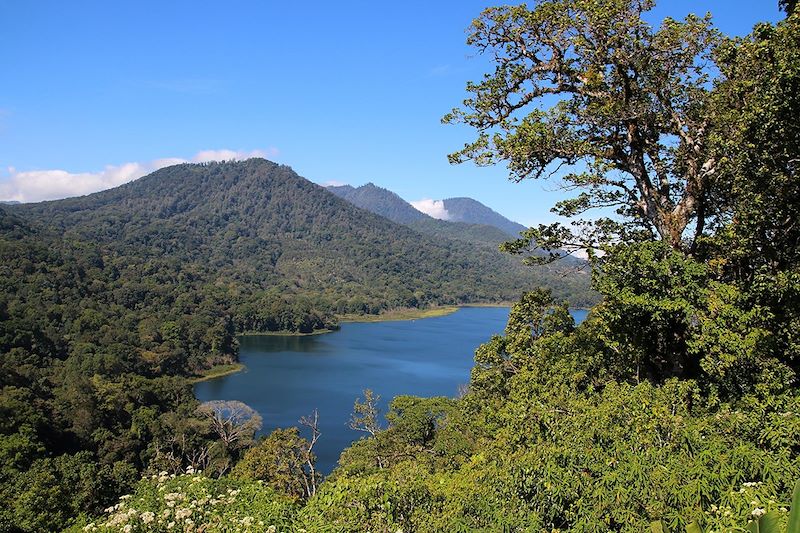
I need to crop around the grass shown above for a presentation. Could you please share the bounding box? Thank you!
[239,329,335,337]
[338,306,460,323]
[190,363,245,383]
[459,302,515,308]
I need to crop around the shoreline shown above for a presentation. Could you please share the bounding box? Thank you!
[239,329,335,337]
[459,302,514,308]
[235,303,586,338]
[337,305,460,323]
[190,363,245,383]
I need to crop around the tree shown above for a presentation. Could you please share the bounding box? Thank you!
[298,410,321,498]
[708,17,800,280]
[446,0,800,393]
[444,0,719,254]
[349,389,383,437]
[701,14,800,386]
[196,400,262,451]
[232,427,311,500]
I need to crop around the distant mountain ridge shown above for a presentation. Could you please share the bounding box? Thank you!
[327,183,427,225]
[441,197,527,237]
[326,182,527,239]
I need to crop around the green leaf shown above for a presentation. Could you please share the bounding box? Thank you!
[757,511,783,533]
[685,522,703,533]
[788,480,800,533]
[651,520,669,533]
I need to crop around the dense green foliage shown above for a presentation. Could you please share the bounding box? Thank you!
[69,471,298,532]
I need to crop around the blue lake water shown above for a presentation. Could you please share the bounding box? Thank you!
[195,306,588,474]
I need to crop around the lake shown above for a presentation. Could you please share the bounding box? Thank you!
[195,306,588,474]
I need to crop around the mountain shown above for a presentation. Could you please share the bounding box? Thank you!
[326,183,427,225]
[325,182,528,239]
[9,160,593,328]
[327,182,513,246]
[442,197,528,237]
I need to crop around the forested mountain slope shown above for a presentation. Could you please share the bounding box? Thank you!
[9,159,593,323]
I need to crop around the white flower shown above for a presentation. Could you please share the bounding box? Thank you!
[141,511,155,524]
[752,508,767,518]
[119,494,132,500]
[123,526,132,533]
[167,522,175,529]
[186,466,195,474]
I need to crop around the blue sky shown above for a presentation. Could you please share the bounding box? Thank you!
[0,1,783,225]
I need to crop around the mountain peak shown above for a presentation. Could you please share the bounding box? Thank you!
[327,182,428,224]
[442,197,526,237]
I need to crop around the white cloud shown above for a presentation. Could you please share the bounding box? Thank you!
[572,248,590,260]
[0,148,278,203]
[410,198,450,220]
[322,180,348,187]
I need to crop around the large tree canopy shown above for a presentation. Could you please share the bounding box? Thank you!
[444,0,720,253]
[447,0,800,392]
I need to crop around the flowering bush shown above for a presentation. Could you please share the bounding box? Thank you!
[69,468,298,532]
